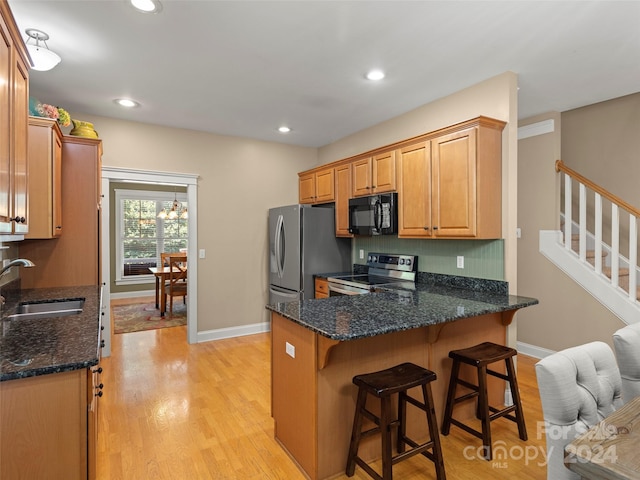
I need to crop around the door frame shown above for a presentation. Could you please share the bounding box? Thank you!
[101,166,199,356]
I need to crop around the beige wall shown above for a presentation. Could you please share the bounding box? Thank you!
[516,93,639,352]
[66,115,317,332]
[67,72,520,338]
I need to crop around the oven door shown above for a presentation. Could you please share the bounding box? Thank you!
[327,281,370,296]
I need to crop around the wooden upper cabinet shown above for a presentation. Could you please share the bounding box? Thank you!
[432,128,477,237]
[397,142,431,237]
[26,117,63,239]
[351,157,372,197]
[299,167,335,204]
[0,2,30,235]
[352,151,397,197]
[397,118,504,239]
[334,163,352,237]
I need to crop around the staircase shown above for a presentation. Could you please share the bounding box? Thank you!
[539,161,640,325]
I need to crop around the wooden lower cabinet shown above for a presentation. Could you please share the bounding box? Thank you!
[315,277,329,298]
[0,368,98,479]
[271,311,508,480]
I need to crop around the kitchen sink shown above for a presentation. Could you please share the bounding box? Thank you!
[6,298,85,321]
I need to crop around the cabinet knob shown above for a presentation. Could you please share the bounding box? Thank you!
[433,226,438,230]
[93,367,103,374]
[423,226,430,230]
[96,391,103,398]
[100,340,105,348]
[10,216,26,223]
[96,383,104,390]
[55,226,62,229]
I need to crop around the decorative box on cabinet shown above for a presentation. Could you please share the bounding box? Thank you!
[299,167,335,204]
[0,1,30,236]
[25,116,63,239]
[397,117,505,239]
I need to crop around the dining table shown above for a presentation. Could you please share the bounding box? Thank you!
[148,265,185,316]
[564,395,640,479]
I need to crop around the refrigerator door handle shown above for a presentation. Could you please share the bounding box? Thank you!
[275,214,285,278]
[269,286,300,301]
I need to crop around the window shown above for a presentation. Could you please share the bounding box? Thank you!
[115,189,188,284]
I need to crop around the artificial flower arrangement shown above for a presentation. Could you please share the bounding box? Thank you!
[28,97,71,127]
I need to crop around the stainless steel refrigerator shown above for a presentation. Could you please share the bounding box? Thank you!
[269,204,351,303]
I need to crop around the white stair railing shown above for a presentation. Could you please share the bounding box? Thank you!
[556,160,640,302]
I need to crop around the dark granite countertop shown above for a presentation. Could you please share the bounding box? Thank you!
[0,285,102,382]
[266,276,538,341]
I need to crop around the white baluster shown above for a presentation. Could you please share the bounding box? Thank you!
[595,193,603,274]
[611,204,619,288]
[579,184,587,262]
[629,214,637,302]
[564,175,572,251]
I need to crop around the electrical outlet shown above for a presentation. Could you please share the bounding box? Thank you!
[359,249,364,260]
[199,249,206,259]
[285,342,295,358]
[457,256,464,269]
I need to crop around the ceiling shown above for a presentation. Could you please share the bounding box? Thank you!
[9,1,640,148]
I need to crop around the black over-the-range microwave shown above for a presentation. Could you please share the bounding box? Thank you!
[348,193,398,236]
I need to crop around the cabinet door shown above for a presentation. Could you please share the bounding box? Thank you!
[351,157,372,197]
[299,172,315,204]
[0,15,10,232]
[26,118,63,239]
[397,142,431,237]
[314,167,335,203]
[372,150,396,193]
[334,163,352,237]
[11,54,28,234]
[432,128,477,237]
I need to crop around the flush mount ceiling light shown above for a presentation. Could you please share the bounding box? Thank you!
[24,28,61,72]
[114,98,140,108]
[365,69,385,81]
[130,0,162,13]
[278,126,291,133]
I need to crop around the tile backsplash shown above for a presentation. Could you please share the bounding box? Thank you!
[353,236,504,281]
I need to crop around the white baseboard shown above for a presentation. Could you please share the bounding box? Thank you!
[517,341,555,359]
[110,289,155,300]
[197,322,270,343]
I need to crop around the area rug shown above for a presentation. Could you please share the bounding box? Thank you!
[113,302,187,334]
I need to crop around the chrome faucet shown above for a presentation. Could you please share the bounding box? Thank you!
[0,258,36,278]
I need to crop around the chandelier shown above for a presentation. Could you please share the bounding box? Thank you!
[157,193,187,220]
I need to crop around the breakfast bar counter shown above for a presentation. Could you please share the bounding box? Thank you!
[266,279,538,480]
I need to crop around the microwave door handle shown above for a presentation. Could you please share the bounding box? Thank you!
[374,201,381,232]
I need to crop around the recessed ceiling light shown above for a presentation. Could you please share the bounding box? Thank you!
[278,126,291,133]
[129,0,162,13]
[114,98,140,108]
[365,69,385,81]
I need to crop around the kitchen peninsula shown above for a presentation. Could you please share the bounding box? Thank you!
[266,277,537,480]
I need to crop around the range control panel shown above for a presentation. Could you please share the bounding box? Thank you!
[366,253,418,273]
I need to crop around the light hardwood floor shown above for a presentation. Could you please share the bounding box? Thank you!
[98,309,548,479]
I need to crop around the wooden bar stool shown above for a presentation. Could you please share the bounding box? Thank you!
[346,362,446,480]
[441,342,527,460]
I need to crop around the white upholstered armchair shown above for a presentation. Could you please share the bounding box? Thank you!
[535,341,622,480]
[613,322,640,403]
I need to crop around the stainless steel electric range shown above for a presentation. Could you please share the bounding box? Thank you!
[326,253,418,296]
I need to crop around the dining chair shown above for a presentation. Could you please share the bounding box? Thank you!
[535,341,622,480]
[613,323,640,403]
[163,254,187,314]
